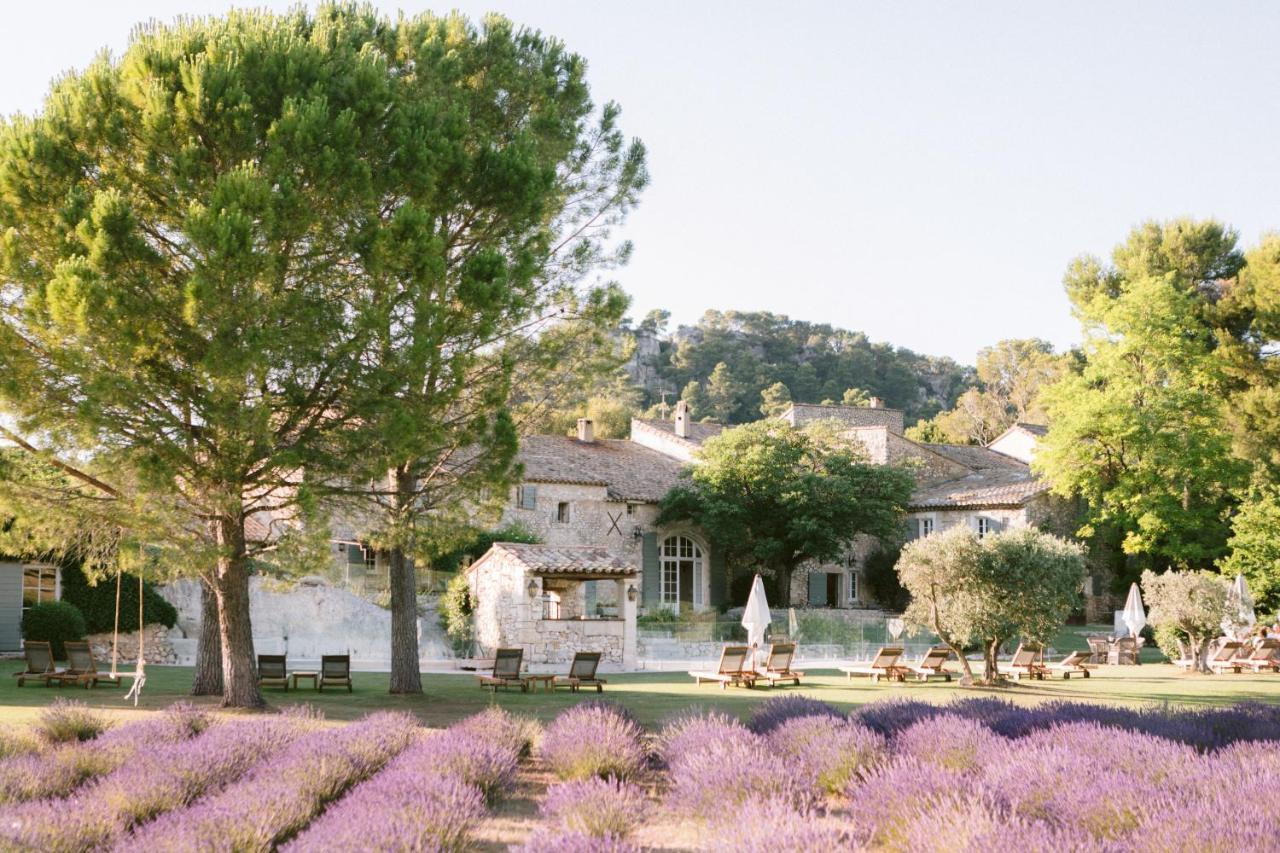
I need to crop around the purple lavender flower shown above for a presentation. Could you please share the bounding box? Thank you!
[418,729,518,804]
[541,777,645,838]
[852,697,947,737]
[712,798,855,852]
[666,735,820,817]
[541,703,647,782]
[745,695,843,735]
[892,713,1004,773]
[36,699,111,744]
[655,709,748,768]
[122,711,416,852]
[451,707,542,758]
[283,738,487,853]
[845,757,970,846]
[515,829,640,853]
[767,715,886,794]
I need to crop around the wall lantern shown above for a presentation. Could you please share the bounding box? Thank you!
[632,525,643,540]
[626,584,638,603]
[526,578,540,599]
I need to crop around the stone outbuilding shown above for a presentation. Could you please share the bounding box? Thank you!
[466,542,640,669]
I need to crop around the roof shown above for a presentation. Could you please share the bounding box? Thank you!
[910,470,1049,509]
[1014,422,1048,436]
[631,417,725,447]
[919,443,1027,472]
[517,435,687,502]
[470,542,637,576]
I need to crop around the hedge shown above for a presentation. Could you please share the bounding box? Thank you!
[21,601,86,659]
[59,563,178,634]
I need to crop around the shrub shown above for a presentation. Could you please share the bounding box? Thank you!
[437,573,476,655]
[846,758,971,847]
[542,777,645,838]
[284,740,487,853]
[421,730,518,804]
[714,799,855,852]
[541,703,647,781]
[21,601,86,659]
[36,699,109,744]
[452,707,541,758]
[893,714,1003,773]
[59,562,177,633]
[745,695,843,735]
[0,727,40,760]
[516,829,640,853]
[666,735,819,817]
[655,709,747,767]
[767,715,886,794]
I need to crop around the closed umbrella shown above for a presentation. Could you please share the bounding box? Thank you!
[1121,583,1146,639]
[1222,574,1256,640]
[742,575,772,669]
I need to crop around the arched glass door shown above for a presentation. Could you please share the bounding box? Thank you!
[660,535,703,612]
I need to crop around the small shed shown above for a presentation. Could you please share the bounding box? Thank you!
[466,543,638,669]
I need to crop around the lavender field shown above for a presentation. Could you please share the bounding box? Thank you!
[0,696,1277,851]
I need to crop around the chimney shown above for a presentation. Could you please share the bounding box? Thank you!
[673,400,689,438]
[576,418,594,443]
[868,397,884,409]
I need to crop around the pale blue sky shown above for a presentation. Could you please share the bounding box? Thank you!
[3,2,1278,362]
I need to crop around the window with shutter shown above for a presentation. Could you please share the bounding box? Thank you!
[517,485,538,510]
[808,571,828,607]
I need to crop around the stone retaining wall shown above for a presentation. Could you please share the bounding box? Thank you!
[86,623,177,666]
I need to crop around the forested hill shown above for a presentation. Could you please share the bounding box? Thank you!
[622,310,975,424]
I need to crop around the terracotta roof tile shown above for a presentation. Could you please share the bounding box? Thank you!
[482,542,637,575]
[517,435,687,502]
[631,418,725,447]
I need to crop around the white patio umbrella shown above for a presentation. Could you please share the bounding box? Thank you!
[742,575,772,668]
[1222,574,1256,640]
[1121,583,1146,639]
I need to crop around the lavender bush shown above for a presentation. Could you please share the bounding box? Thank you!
[745,695,844,735]
[666,734,820,816]
[123,711,416,852]
[0,727,40,760]
[655,708,748,767]
[541,777,645,838]
[452,707,542,758]
[892,713,1003,773]
[419,729,519,804]
[516,829,640,853]
[712,799,854,852]
[541,702,647,781]
[284,738,487,853]
[36,699,111,744]
[767,715,886,794]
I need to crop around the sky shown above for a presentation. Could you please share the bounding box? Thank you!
[2,2,1278,364]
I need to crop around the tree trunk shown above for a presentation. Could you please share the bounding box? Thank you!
[213,514,263,708]
[190,575,224,696]
[775,563,792,607]
[984,639,1002,683]
[928,595,974,683]
[388,544,422,694]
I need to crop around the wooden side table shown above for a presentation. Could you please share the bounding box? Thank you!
[521,674,555,693]
[292,671,319,691]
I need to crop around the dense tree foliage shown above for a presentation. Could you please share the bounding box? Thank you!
[658,420,914,606]
[1142,569,1231,673]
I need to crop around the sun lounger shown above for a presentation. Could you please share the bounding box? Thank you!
[554,651,607,693]
[840,646,908,683]
[1000,643,1050,681]
[755,642,804,687]
[1086,636,1111,665]
[258,654,290,691]
[1108,636,1140,665]
[1234,638,1280,673]
[478,647,526,692]
[318,654,353,692]
[906,646,955,682]
[12,641,62,687]
[689,645,756,689]
[49,641,121,688]
[1207,640,1245,674]
[1047,649,1093,679]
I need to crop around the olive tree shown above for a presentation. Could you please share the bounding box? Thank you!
[1141,569,1230,673]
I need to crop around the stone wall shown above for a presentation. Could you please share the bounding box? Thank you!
[86,624,177,666]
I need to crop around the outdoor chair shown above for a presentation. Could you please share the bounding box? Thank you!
[553,651,607,693]
[1207,640,1246,674]
[1000,643,1050,681]
[839,646,908,683]
[906,646,955,682]
[12,641,61,687]
[318,654,353,692]
[50,641,120,689]
[1108,637,1140,666]
[478,647,527,692]
[1233,638,1280,673]
[689,645,756,689]
[1047,649,1093,679]
[755,642,804,687]
[257,654,289,691]
[1086,636,1111,665]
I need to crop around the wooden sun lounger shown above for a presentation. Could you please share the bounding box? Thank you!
[318,654,353,692]
[1048,649,1093,679]
[1231,639,1279,673]
[906,646,955,682]
[12,641,62,687]
[1207,641,1245,674]
[478,647,526,692]
[840,646,908,683]
[46,642,119,689]
[689,645,756,689]
[755,642,804,687]
[1000,643,1050,681]
[554,651,607,693]
[258,654,290,691]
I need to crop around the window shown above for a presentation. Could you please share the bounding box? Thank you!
[22,565,58,612]
[516,485,537,510]
[976,517,994,538]
[659,535,704,611]
[625,503,635,516]
[847,570,860,603]
[555,502,570,524]
[918,517,934,537]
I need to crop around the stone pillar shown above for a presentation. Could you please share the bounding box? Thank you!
[620,577,638,669]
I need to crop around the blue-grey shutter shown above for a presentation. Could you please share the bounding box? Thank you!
[903,518,918,542]
[584,580,597,616]
[0,563,22,652]
[642,533,660,607]
[808,571,827,607]
[708,546,727,609]
[519,485,538,510]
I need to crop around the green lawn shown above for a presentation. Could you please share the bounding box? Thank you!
[3,659,1277,730]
